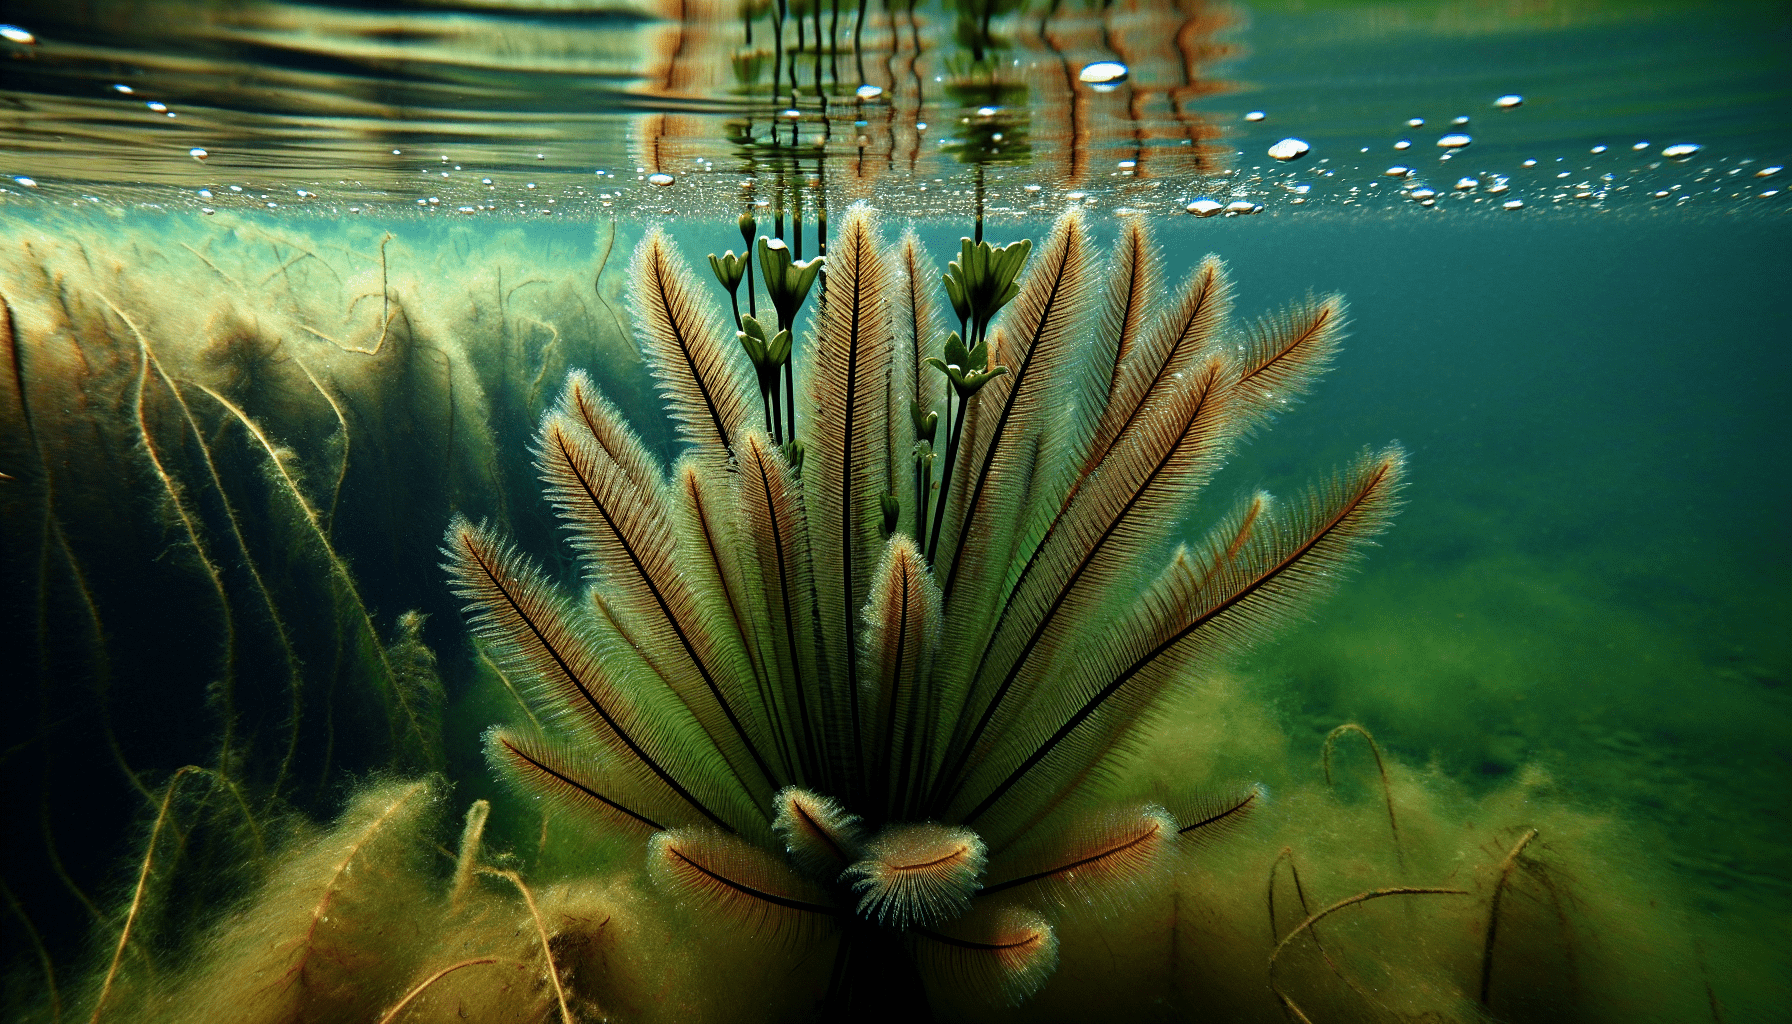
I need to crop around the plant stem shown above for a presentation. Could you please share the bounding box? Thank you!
[926,390,966,565]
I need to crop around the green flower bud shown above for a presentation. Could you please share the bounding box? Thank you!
[879,493,900,538]
[708,249,747,292]
[910,400,939,445]
[758,236,825,331]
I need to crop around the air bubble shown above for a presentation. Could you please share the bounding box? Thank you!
[1023,184,1042,193]
[1394,140,1412,150]
[1078,61,1129,91]
[189,148,208,160]
[1495,94,1523,108]
[1267,138,1310,161]
[1185,199,1222,217]
[1224,200,1262,215]
[13,176,37,187]
[1244,110,1266,122]
[1454,177,1477,190]
[1407,118,1425,128]
[1591,144,1608,154]
[0,25,35,44]
[1502,199,1523,210]
[856,84,884,100]
[1437,133,1471,149]
[1385,166,1413,178]
[1756,166,1783,178]
[1662,143,1702,159]
[113,84,134,94]
[147,101,168,113]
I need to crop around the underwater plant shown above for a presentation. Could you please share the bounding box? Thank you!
[445,203,1402,1016]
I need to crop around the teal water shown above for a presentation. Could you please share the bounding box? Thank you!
[2,1,1788,1019]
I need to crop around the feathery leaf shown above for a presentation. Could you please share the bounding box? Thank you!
[804,204,895,800]
[649,827,839,939]
[862,536,943,820]
[958,449,1405,833]
[486,725,666,836]
[774,786,865,879]
[980,804,1176,913]
[1234,294,1345,431]
[846,823,986,929]
[735,429,826,788]
[538,400,780,801]
[914,904,1058,1007]
[631,227,756,461]
[442,518,750,833]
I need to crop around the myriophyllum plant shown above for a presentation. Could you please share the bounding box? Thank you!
[445,205,1401,1018]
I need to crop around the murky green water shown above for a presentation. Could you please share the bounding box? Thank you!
[2,2,1787,1021]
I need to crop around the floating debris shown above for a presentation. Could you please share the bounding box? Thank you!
[1185,198,1222,217]
[1267,138,1310,161]
[1078,61,1129,91]
[648,172,676,186]
[1244,110,1267,122]
[1437,133,1472,149]
[1224,200,1262,215]
[1495,94,1523,108]
[1662,143,1702,159]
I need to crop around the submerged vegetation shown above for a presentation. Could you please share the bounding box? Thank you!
[0,206,1734,1023]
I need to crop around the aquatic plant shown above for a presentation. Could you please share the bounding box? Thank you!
[446,204,1403,1015]
[0,215,640,1005]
